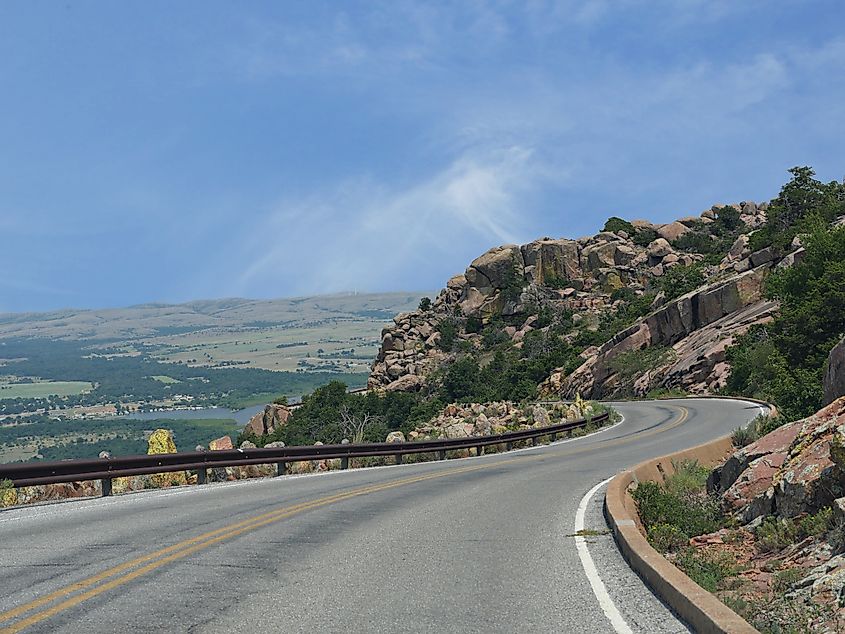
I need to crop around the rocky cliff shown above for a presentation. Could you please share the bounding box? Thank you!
[369,201,784,399]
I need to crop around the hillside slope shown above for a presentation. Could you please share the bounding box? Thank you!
[369,201,778,400]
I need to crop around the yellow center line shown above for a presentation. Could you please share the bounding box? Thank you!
[1,405,688,633]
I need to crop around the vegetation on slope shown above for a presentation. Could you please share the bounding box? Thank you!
[725,169,845,421]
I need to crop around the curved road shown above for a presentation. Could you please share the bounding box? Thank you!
[0,399,764,633]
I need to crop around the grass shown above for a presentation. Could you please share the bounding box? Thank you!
[756,508,835,553]
[150,375,180,384]
[633,459,723,548]
[0,380,94,400]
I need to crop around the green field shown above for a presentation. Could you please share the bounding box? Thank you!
[0,381,94,400]
[150,375,181,384]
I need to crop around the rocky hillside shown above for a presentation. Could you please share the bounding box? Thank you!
[369,199,782,401]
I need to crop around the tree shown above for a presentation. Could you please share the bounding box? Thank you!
[339,405,382,444]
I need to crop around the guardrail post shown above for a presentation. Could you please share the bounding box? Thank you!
[438,449,446,461]
[341,439,349,469]
[476,445,483,457]
[395,453,403,465]
[276,461,287,476]
[550,432,557,442]
[567,429,573,438]
[194,445,207,484]
[531,436,537,447]
[99,450,112,497]
[506,441,513,452]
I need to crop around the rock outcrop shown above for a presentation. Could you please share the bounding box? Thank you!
[369,200,773,397]
[712,398,845,522]
[823,337,845,405]
[550,266,778,399]
[147,428,187,488]
[243,404,292,437]
[405,397,595,442]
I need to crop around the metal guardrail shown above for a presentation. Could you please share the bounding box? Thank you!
[0,412,608,495]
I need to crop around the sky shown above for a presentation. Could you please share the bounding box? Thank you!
[1,1,844,313]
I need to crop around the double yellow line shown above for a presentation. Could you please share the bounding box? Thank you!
[0,459,523,633]
[0,405,688,633]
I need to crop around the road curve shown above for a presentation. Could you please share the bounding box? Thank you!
[0,398,764,633]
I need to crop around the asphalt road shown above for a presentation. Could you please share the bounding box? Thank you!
[0,398,765,633]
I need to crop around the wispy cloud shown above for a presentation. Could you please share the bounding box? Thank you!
[236,146,543,294]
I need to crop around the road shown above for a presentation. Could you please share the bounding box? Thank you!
[0,398,764,633]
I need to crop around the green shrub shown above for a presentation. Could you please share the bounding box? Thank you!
[772,567,805,594]
[756,517,799,553]
[725,221,845,419]
[500,257,525,303]
[606,346,675,397]
[731,424,757,448]
[675,548,741,593]
[418,297,432,312]
[656,263,706,300]
[798,507,834,539]
[632,227,658,247]
[543,274,571,290]
[632,456,723,538]
[603,216,635,234]
[712,206,742,233]
[747,166,845,255]
[648,523,689,553]
[465,315,483,334]
[673,231,716,254]
[437,318,458,352]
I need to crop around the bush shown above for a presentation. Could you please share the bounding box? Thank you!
[747,166,845,255]
[418,297,432,312]
[675,548,741,593]
[798,507,834,539]
[632,461,722,543]
[606,346,675,397]
[673,231,716,254]
[756,517,799,553]
[465,315,483,334]
[632,227,658,247]
[712,206,742,234]
[648,523,689,553]
[726,221,845,419]
[603,216,635,234]
[437,318,458,352]
[731,424,757,448]
[272,395,288,406]
[656,263,706,300]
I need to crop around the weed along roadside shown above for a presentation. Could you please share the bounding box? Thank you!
[607,401,845,634]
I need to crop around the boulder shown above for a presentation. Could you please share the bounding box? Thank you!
[147,429,187,488]
[465,245,525,290]
[209,435,233,451]
[647,238,673,260]
[386,431,406,443]
[384,374,426,393]
[823,337,845,405]
[532,405,551,427]
[521,238,581,285]
[657,222,690,242]
[243,404,292,437]
[720,398,845,523]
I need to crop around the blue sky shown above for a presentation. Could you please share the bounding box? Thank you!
[1,1,843,313]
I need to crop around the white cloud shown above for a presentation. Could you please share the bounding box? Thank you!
[235,146,543,294]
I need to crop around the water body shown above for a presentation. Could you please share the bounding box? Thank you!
[126,397,305,425]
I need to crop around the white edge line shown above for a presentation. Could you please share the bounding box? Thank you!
[574,477,634,634]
